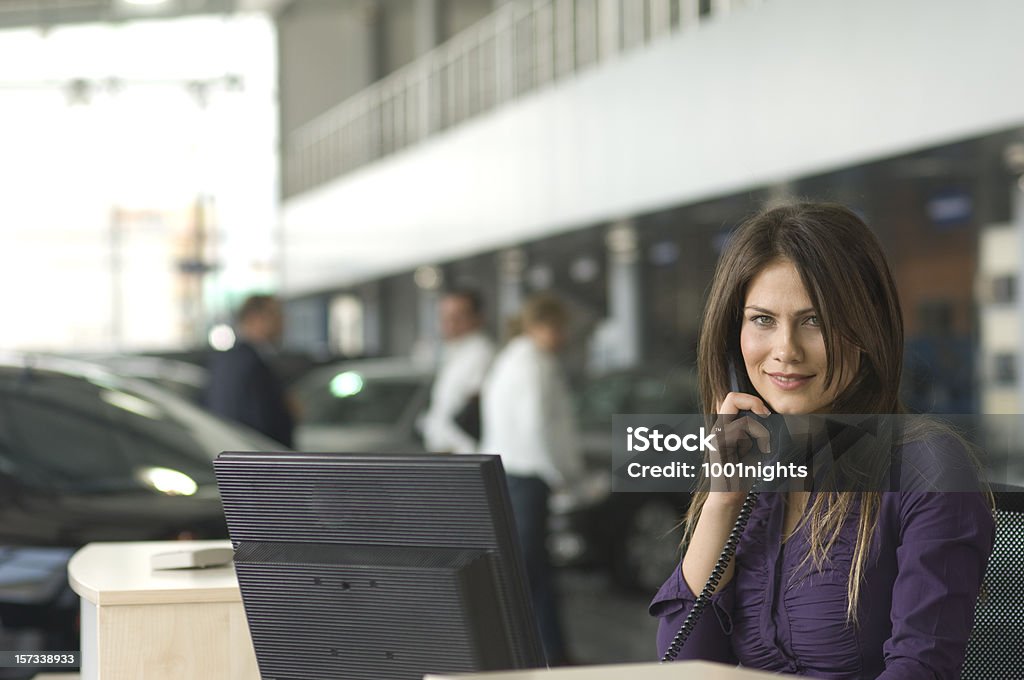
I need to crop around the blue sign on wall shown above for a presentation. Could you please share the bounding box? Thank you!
[927,189,973,229]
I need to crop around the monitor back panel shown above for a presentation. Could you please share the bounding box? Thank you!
[214,452,544,680]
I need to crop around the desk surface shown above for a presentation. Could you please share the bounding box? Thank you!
[425,661,777,679]
[68,540,240,606]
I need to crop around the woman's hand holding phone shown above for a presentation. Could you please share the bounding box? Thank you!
[706,392,773,507]
[681,391,772,596]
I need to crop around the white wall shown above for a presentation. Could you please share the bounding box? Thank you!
[281,0,1024,294]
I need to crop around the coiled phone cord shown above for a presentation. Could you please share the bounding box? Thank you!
[660,488,760,663]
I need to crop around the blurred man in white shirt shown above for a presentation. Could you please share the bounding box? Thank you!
[423,288,495,453]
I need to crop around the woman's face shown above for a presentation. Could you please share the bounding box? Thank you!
[739,259,857,414]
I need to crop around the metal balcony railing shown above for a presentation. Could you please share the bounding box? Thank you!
[283,0,764,198]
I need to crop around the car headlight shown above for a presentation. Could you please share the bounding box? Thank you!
[136,467,198,496]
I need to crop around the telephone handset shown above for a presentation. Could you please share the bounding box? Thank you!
[661,358,767,663]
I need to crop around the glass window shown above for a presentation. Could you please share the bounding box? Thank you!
[992,275,1016,304]
[994,354,1017,387]
[329,294,365,356]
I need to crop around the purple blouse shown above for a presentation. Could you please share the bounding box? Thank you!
[650,488,994,678]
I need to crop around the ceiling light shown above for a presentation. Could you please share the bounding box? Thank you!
[413,266,442,290]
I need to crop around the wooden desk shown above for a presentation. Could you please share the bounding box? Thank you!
[68,541,258,680]
[425,661,777,679]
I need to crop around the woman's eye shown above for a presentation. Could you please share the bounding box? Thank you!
[804,315,821,327]
[751,315,774,327]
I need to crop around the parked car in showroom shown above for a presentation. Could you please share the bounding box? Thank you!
[291,358,433,453]
[292,357,697,593]
[0,353,281,678]
[550,365,699,593]
[73,354,209,405]
[76,349,338,410]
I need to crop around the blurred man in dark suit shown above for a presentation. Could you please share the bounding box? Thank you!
[205,294,294,447]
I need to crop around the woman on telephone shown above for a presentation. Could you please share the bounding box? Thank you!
[649,202,994,678]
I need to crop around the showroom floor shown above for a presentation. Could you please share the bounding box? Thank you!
[560,569,660,665]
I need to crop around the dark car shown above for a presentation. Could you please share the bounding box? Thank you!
[77,350,337,407]
[549,365,699,592]
[0,353,281,675]
[72,354,209,405]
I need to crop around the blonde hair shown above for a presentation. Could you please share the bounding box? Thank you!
[520,292,569,329]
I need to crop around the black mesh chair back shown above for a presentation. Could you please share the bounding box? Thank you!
[961,485,1024,680]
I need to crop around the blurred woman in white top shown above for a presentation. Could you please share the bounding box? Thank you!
[480,293,583,666]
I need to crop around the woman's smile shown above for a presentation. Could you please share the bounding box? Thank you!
[765,371,815,390]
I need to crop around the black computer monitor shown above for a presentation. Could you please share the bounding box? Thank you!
[214,451,546,680]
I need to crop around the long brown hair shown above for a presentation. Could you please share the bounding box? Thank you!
[687,202,906,624]
[697,202,904,415]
